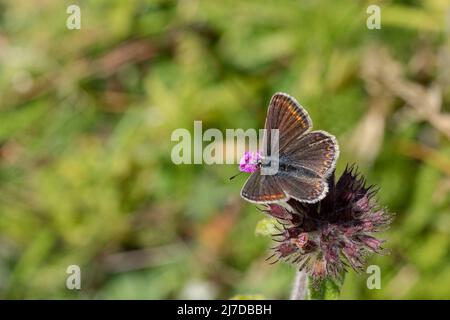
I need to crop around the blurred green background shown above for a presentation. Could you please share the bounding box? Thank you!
[1,0,450,299]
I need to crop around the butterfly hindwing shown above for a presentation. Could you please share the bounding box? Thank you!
[241,170,287,203]
[278,175,328,203]
[283,130,339,178]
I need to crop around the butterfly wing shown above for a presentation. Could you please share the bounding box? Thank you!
[263,92,312,155]
[278,175,329,203]
[245,92,339,204]
[274,130,338,203]
[240,169,288,203]
[283,130,339,179]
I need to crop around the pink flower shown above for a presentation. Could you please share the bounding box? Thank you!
[239,151,262,173]
[266,165,392,280]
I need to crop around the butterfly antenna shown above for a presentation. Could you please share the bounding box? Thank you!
[229,171,243,181]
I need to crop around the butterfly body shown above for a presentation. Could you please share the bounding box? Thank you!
[240,93,339,204]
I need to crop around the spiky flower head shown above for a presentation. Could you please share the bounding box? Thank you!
[265,165,391,280]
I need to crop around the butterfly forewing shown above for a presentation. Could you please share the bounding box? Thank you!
[264,93,312,153]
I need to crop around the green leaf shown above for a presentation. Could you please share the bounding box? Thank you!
[308,276,344,300]
[382,5,442,32]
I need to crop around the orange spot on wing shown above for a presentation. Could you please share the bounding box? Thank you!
[260,193,285,200]
[286,104,306,128]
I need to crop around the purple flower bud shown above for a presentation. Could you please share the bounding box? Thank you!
[276,242,297,257]
[292,233,309,249]
[239,151,262,173]
[354,196,370,214]
[360,235,383,252]
[265,204,292,220]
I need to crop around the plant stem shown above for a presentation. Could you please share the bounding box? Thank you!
[290,270,308,300]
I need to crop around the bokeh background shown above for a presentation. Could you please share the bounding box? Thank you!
[1,0,450,299]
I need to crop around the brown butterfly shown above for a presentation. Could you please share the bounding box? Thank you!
[240,92,339,204]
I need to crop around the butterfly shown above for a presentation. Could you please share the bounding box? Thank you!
[240,92,339,204]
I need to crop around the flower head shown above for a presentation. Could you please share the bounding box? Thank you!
[264,165,391,280]
[239,151,262,173]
